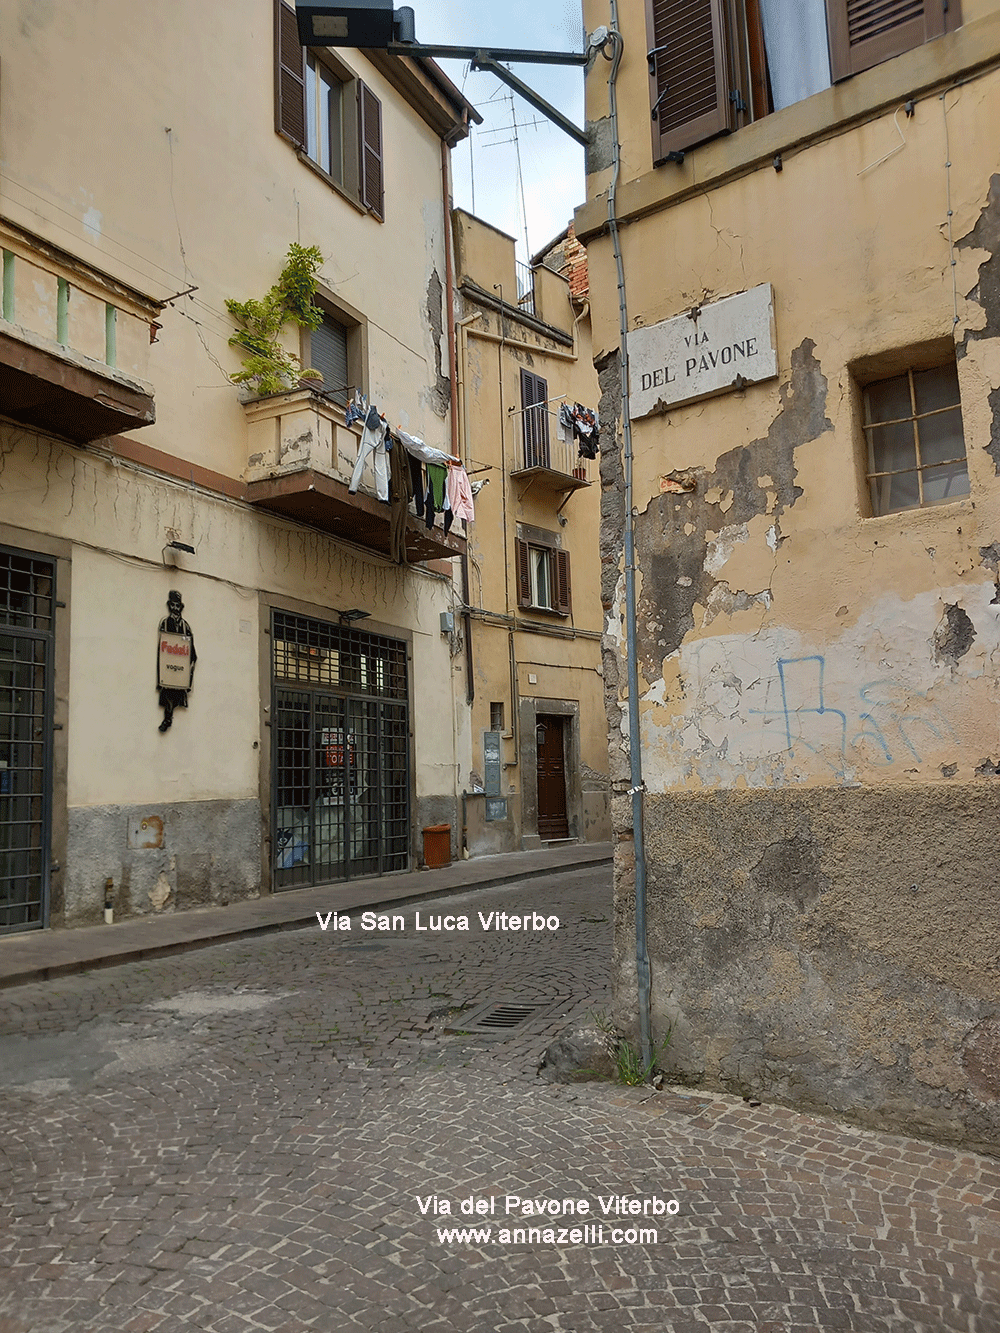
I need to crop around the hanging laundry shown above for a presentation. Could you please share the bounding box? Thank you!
[424,462,447,529]
[344,391,367,428]
[407,453,425,519]
[572,403,599,459]
[349,409,389,502]
[388,432,412,564]
[395,427,456,467]
[446,463,476,524]
[558,402,575,444]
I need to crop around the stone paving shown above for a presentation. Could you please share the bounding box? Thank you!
[0,864,998,1332]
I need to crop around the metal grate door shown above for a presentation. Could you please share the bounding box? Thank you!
[271,612,409,888]
[0,549,54,934]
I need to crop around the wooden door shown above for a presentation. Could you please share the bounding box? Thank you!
[536,715,568,840]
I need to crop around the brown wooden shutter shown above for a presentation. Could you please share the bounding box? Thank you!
[275,0,306,147]
[358,82,384,220]
[517,541,531,608]
[645,0,733,163]
[520,369,549,468]
[826,1,958,82]
[555,550,571,615]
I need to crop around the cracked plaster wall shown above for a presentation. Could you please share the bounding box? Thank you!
[593,65,1000,1150]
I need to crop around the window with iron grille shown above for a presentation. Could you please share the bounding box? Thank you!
[863,361,968,516]
[645,0,961,164]
[271,611,409,887]
[0,548,54,934]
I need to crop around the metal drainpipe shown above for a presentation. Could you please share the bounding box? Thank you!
[494,284,519,771]
[456,310,484,712]
[606,6,652,1073]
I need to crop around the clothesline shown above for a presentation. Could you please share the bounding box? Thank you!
[507,394,569,418]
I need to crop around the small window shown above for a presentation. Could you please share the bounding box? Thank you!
[306,54,344,182]
[490,701,505,731]
[516,537,571,615]
[863,362,968,516]
[309,313,350,404]
[530,546,552,609]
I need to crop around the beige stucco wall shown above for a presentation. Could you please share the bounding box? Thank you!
[581,3,1000,1152]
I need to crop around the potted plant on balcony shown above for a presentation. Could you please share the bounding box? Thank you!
[226,244,325,397]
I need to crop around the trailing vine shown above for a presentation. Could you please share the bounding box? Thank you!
[225,243,325,396]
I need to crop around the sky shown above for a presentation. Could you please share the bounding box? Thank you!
[405,1,589,261]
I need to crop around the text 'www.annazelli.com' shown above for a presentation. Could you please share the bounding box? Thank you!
[424,1195,679,1246]
[435,1224,659,1246]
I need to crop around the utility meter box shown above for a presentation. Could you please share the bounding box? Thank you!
[296,1,395,48]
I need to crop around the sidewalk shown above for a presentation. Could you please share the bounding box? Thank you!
[0,841,612,989]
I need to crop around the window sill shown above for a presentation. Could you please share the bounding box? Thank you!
[859,494,974,525]
[294,150,369,216]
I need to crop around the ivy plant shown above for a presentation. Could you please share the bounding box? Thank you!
[225,244,326,396]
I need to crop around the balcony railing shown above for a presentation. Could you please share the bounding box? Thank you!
[0,218,158,442]
[515,260,535,318]
[510,400,592,492]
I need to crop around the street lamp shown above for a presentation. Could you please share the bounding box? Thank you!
[295,3,595,146]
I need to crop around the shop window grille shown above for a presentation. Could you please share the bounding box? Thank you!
[0,549,54,934]
[272,611,409,888]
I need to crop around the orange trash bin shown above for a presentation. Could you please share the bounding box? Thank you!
[422,824,452,868]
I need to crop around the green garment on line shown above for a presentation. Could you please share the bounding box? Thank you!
[426,463,447,509]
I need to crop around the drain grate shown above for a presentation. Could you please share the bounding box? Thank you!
[471,1003,537,1030]
[445,998,562,1036]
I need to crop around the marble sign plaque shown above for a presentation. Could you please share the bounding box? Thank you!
[627,283,777,418]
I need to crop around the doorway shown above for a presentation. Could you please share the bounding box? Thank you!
[535,714,568,840]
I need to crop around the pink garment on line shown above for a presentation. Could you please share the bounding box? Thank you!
[446,464,475,523]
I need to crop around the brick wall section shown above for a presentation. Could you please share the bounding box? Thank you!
[537,223,589,301]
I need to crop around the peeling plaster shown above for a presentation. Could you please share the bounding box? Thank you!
[631,338,832,677]
[957,172,1000,470]
[424,267,450,419]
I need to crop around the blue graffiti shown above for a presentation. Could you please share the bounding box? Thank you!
[750,656,957,773]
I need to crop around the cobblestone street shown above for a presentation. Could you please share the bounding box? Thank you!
[1,864,998,1332]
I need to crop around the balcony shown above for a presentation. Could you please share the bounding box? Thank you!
[509,403,593,494]
[243,389,466,562]
[0,219,158,443]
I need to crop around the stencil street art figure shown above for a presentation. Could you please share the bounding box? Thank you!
[157,590,196,732]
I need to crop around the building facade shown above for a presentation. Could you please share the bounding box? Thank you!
[452,211,610,854]
[578,0,1000,1151]
[0,0,478,933]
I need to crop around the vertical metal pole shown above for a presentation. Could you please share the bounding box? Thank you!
[56,278,69,346]
[606,3,652,1072]
[105,304,117,367]
[2,251,15,322]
